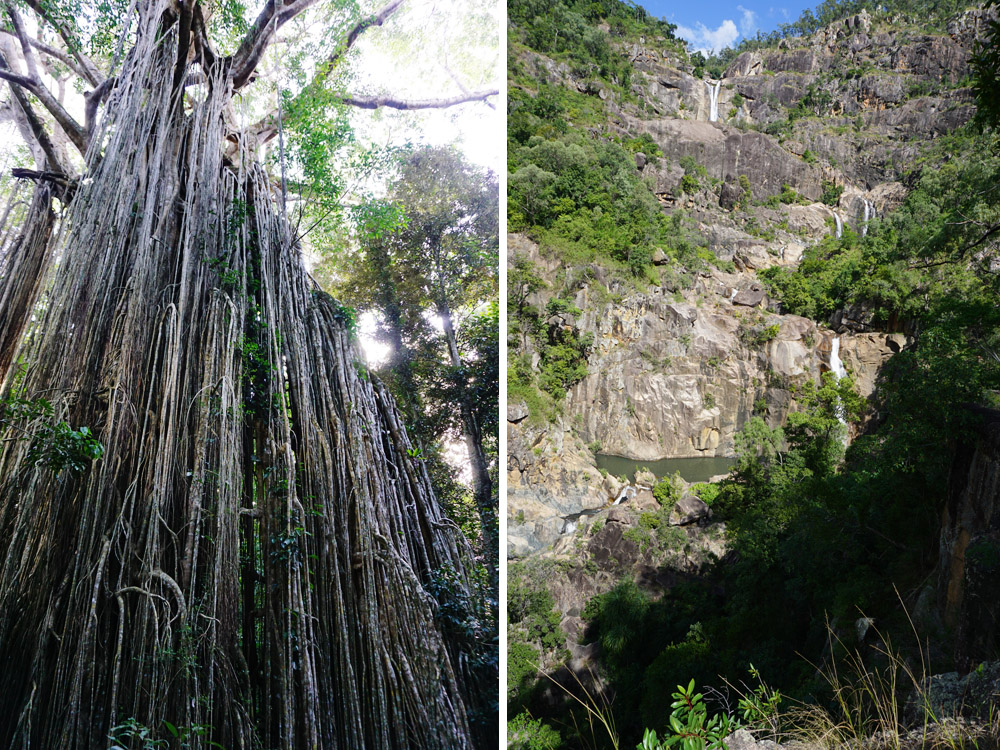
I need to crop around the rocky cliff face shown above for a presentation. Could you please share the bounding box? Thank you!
[508,10,984,556]
[508,232,907,555]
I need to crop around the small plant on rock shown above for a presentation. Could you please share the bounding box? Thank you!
[736,665,783,739]
[638,679,739,750]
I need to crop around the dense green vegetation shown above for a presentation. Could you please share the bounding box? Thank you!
[760,130,1000,479]
[508,84,711,278]
[509,0,681,86]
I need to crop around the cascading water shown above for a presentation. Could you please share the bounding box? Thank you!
[706,80,721,122]
[560,507,605,535]
[830,336,849,428]
[614,485,637,505]
[830,336,849,381]
[862,199,875,237]
[834,211,844,239]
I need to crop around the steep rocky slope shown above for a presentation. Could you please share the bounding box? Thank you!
[507,8,988,556]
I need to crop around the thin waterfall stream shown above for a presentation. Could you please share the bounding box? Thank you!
[706,80,721,122]
[862,199,875,237]
[830,336,849,428]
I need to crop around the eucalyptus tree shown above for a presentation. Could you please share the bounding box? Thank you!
[0,0,497,748]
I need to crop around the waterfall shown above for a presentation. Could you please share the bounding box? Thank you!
[830,336,849,427]
[561,506,608,534]
[614,485,637,505]
[862,199,875,237]
[706,80,721,122]
[830,336,848,381]
[833,211,843,239]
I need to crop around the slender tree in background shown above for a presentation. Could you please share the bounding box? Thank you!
[0,0,497,748]
[336,146,500,582]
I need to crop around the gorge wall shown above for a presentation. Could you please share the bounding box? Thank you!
[508,8,989,556]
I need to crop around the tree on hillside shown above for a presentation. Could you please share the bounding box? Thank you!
[333,146,500,580]
[0,1,497,748]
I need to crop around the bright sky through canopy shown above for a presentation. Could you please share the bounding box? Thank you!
[344,0,502,170]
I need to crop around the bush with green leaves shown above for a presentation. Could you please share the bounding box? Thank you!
[624,133,664,164]
[652,472,682,506]
[820,181,844,206]
[508,711,562,750]
[689,483,721,506]
[680,174,700,195]
[108,718,224,750]
[508,641,541,700]
[536,328,594,398]
[738,665,783,735]
[0,397,105,475]
[508,560,567,654]
[638,680,739,750]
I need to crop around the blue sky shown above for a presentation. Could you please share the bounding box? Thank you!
[637,0,818,54]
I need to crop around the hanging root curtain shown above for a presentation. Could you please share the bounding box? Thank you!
[0,2,484,748]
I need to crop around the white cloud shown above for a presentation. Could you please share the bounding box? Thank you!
[737,5,758,37]
[675,18,739,55]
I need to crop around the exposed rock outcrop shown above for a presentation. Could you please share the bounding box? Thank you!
[508,235,910,554]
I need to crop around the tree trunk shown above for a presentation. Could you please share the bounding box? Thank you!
[372,240,423,433]
[0,4,484,748]
[435,284,497,584]
[0,181,56,378]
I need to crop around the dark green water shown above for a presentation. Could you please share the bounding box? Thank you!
[595,454,736,484]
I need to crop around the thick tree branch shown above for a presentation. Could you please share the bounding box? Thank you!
[21,0,103,86]
[963,222,1000,254]
[173,0,194,93]
[191,5,217,72]
[230,0,324,89]
[0,49,68,172]
[340,89,499,110]
[84,77,116,140]
[3,3,86,152]
[249,87,498,145]
[0,66,36,89]
[0,30,92,83]
[4,5,42,82]
[230,0,404,91]
[309,0,405,91]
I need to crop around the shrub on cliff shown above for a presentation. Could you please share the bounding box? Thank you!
[653,473,683,506]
